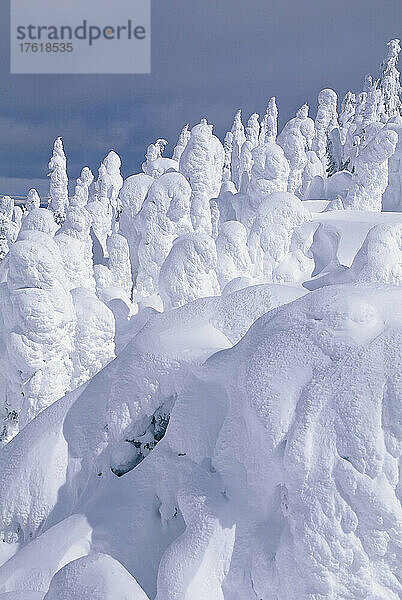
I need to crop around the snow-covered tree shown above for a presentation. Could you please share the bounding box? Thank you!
[136,172,192,297]
[71,166,94,208]
[230,109,246,188]
[216,220,252,289]
[142,139,178,179]
[0,197,14,224]
[0,233,75,440]
[19,206,58,238]
[297,103,315,150]
[102,151,123,212]
[0,196,14,262]
[246,141,290,215]
[48,137,69,224]
[106,233,133,299]
[339,91,356,146]
[26,188,40,212]
[222,131,233,182]
[57,204,95,290]
[347,223,401,284]
[360,76,383,137]
[86,164,113,257]
[54,234,89,292]
[86,151,123,256]
[259,97,278,144]
[344,128,398,211]
[245,112,260,148]
[180,119,224,234]
[70,288,115,388]
[159,233,220,309]
[377,38,402,122]
[172,125,191,163]
[248,191,311,281]
[383,115,402,210]
[278,106,311,196]
[8,206,22,246]
[118,173,154,282]
[238,140,254,193]
[312,89,339,174]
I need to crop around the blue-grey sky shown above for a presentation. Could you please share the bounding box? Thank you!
[0,0,401,196]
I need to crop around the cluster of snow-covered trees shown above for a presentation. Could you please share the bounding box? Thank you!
[0,40,401,445]
[0,39,400,600]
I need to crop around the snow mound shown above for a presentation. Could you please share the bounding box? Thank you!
[0,594,43,600]
[44,553,149,600]
[156,284,401,599]
[348,223,401,284]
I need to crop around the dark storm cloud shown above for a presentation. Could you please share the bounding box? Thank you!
[0,0,401,195]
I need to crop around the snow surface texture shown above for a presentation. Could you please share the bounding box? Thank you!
[0,40,401,599]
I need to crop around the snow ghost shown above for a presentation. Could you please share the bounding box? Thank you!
[216,220,252,289]
[70,288,115,388]
[312,88,339,174]
[248,191,311,281]
[26,188,41,212]
[180,119,225,234]
[48,136,69,223]
[230,109,246,189]
[382,116,402,211]
[106,233,133,299]
[1,234,75,439]
[71,167,94,208]
[344,128,398,211]
[347,223,401,284]
[159,233,220,309]
[278,107,311,196]
[136,171,192,297]
[118,173,154,282]
[173,124,191,163]
[247,141,290,210]
[19,207,58,238]
[142,139,178,178]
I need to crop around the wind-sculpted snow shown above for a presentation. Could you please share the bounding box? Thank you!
[19,208,58,238]
[1,284,399,599]
[0,38,401,599]
[44,553,149,600]
[155,285,401,600]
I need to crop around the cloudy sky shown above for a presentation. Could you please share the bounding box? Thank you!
[0,0,401,196]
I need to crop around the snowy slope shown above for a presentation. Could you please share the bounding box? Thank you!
[0,283,400,599]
